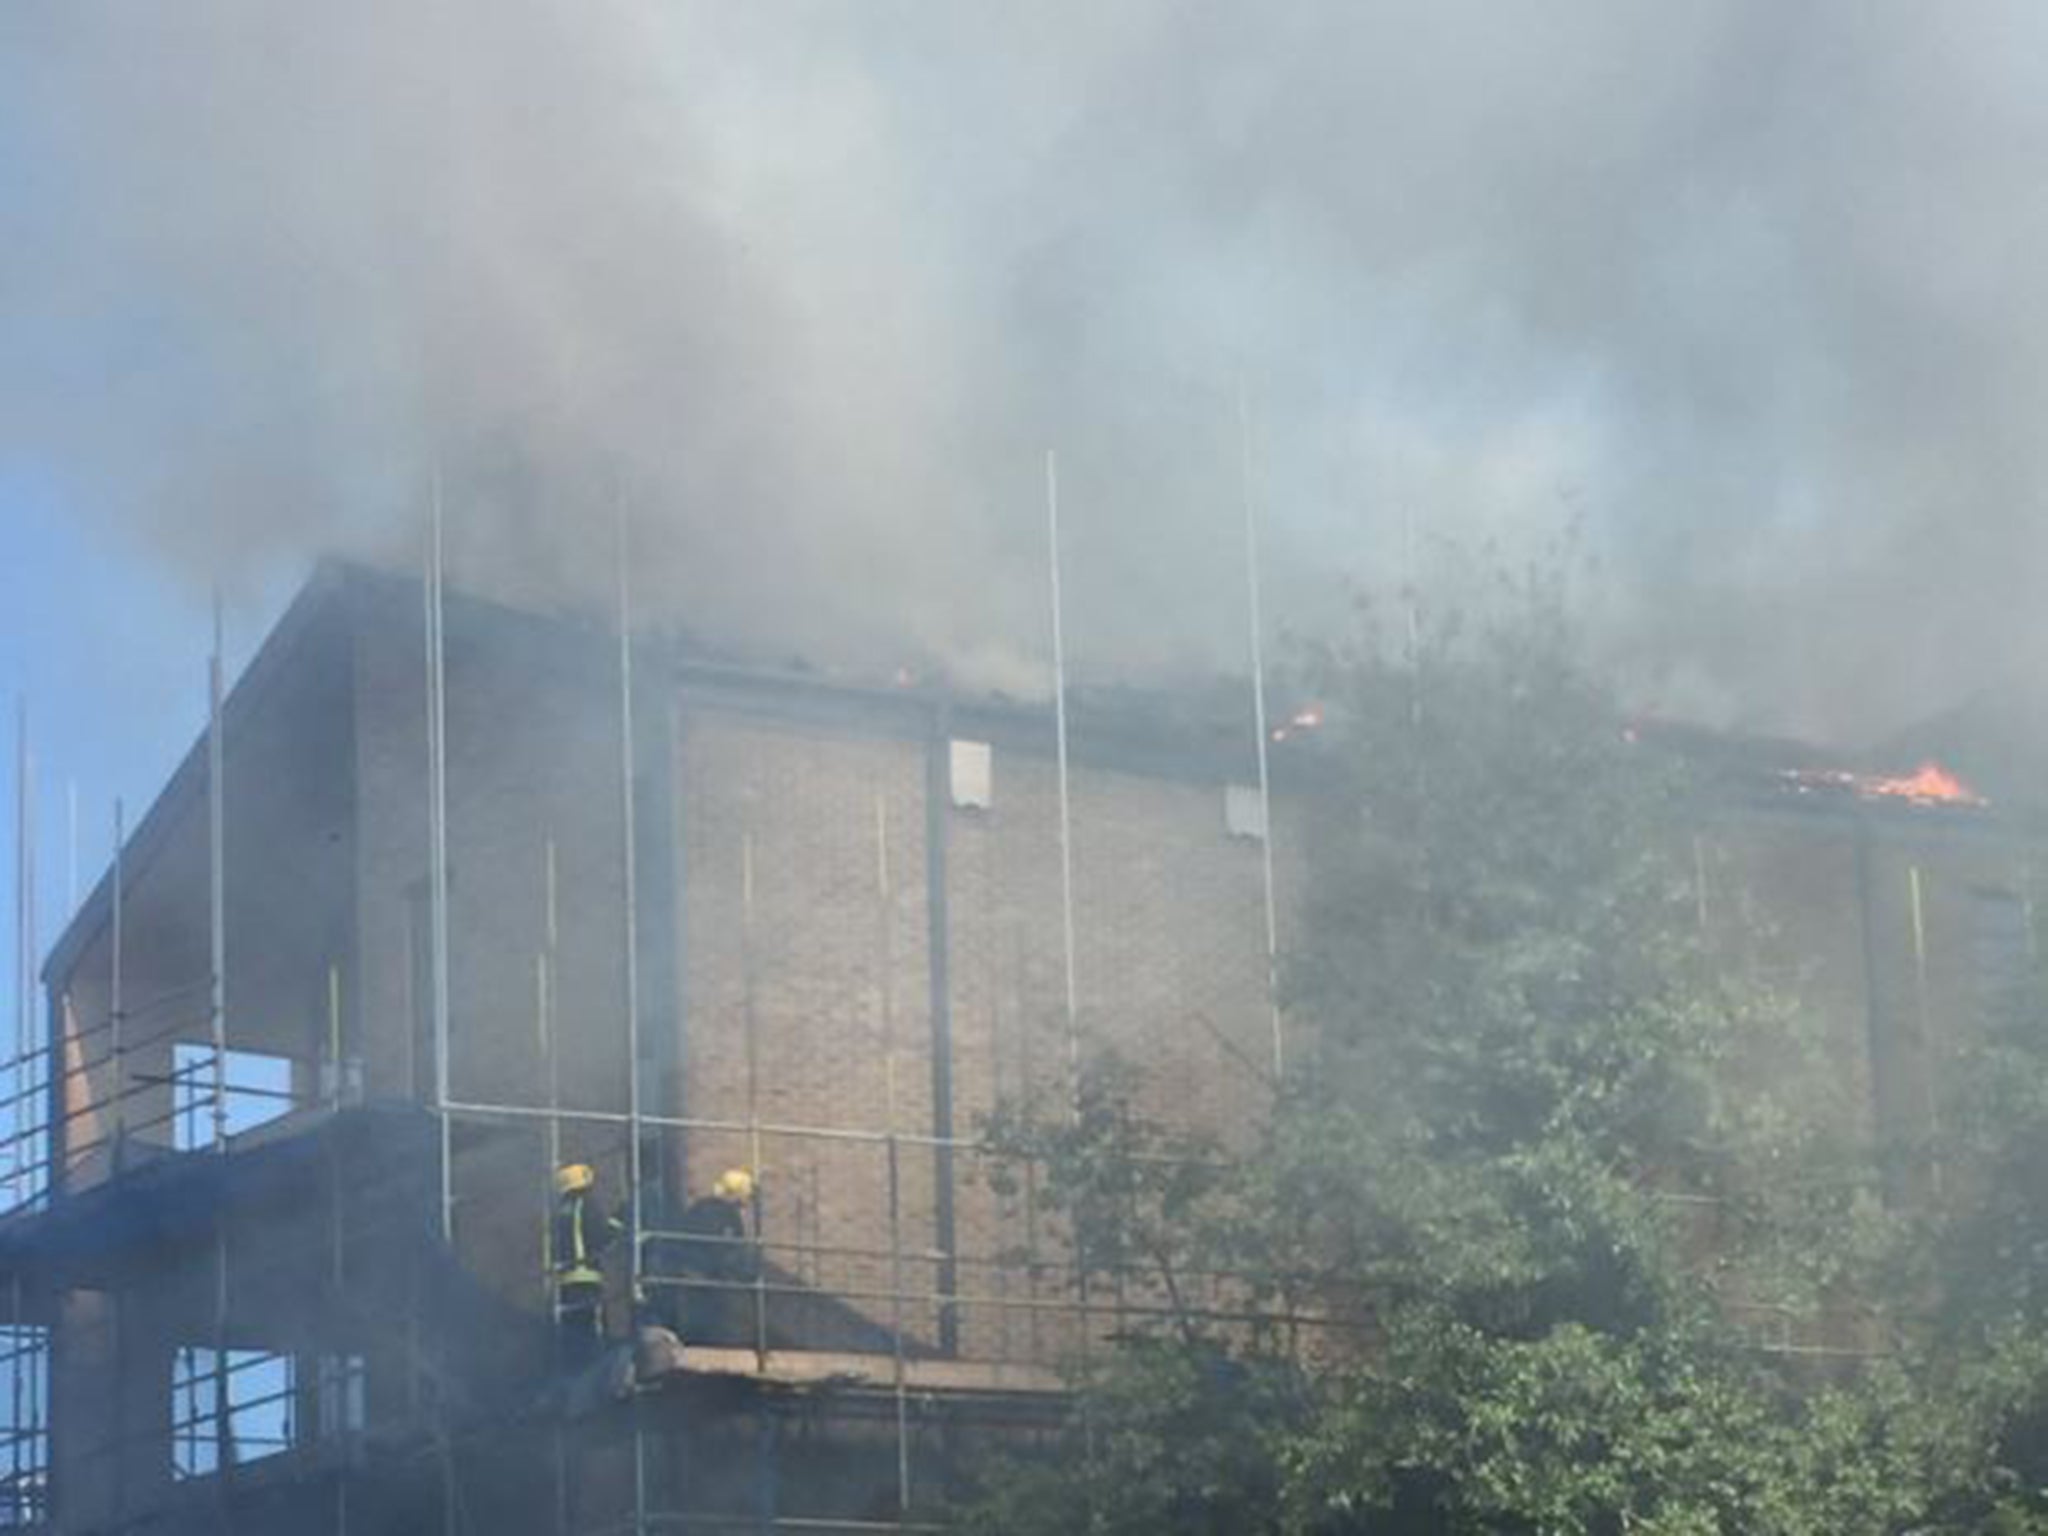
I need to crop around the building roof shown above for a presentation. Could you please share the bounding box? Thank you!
[40,562,2030,989]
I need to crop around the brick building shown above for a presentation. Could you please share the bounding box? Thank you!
[0,561,2030,1531]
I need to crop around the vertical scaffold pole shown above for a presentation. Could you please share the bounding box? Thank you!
[887,1132,911,1515]
[328,963,349,1536]
[24,742,34,1208]
[540,834,562,1303]
[540,836,568,1536]
[618,508,644,1264]
[878,797,911,1513]
[206,595,231,1511]
[65,781,76,921]
[111,801,124,1153]
[11,702,28,1211]
[8,1249,19,1516]
[12,702,27,1065]
[427,479,453,1236]
[1908,865,1942,1196]
[1236,387,1284,1081]
[1046,450,1097,1403]
[209,594,227,1153]
[327,964,344,1111]
[1044,452,1080,1086]
[616,505,649,1536]
[424,477,457,1536]
[741,832,767,1364]
[12,702,37,1211]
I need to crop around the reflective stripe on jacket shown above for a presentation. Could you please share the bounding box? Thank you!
[553,1192,620,1290]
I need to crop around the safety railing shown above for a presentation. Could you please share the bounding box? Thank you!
[0,997,355,1218]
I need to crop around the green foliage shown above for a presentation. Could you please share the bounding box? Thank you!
[978,1052,1229,1342]
[1936,916,2048,1330]
[955,557,2048,1533]
[959,1338,1308,1536]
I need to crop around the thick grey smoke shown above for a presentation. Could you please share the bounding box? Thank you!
[6,1,2048,738]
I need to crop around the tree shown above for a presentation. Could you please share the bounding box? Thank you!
[1909,876,2048,1531]
[958,558,2022,1533]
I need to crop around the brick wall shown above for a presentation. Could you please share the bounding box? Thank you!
[349,581,640,1336]
[674,710,940,1345]
[672,695,1291,1362]
[943,744,1287,1360]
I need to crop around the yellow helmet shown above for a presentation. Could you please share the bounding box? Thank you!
[712,1168,756,1203]
[555,1162,595,1197]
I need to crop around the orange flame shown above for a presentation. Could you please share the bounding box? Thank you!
[1863,762,1982,805]
[1784,760,1985,809]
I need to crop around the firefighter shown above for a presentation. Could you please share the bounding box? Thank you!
[552,1162,624,1368]
[675,1168,758,1344]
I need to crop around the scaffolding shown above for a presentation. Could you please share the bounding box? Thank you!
[0,538,1329,1535]
[0,522,1981,1532]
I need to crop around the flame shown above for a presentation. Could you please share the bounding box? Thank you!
[1783,760,1985,809]
[1864,762,1982,805]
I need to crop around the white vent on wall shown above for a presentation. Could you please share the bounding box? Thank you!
[1224,784,1269,841]
[950,740,994,809]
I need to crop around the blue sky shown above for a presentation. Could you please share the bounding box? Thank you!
[0,469,284,1033]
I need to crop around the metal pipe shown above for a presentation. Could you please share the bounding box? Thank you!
[1851,816,1894,1194]
[618,509,645,1268]
[877,794,895,1129]
[8,1275,20,1522]
[741,831,768,1363]
[14,701,29,1071]
[879,800,915,1502]
[426,478,453,1240]
[327,965,349,1536]
[1044,451,1080,1084]
[327,963,344,1108]
[1236,387,1285,1080]
[434,1097,1235,1160]
[541,832,563,1304]
[111,801,124,1156]
[422,477,460,1536]
[9,705,23,1211]
[65,779,77,921]
[11,701,33,1210]
[617,506,649,1536]
[209,595,227,1153]
[1908,864,1943,1195]
[212,1224,230,1492]
[887,1133,911,1514]
[921,719,960,1357]
[631,1270,1344,1334]
[26,1305,43,1531]
[542,834,567,1536]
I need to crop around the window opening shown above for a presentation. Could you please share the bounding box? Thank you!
[171,1347,294,1478]
[171,1044,295,1150]
[0,1325,47,1526]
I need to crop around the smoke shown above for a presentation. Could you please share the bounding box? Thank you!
[5,1,2048,737]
